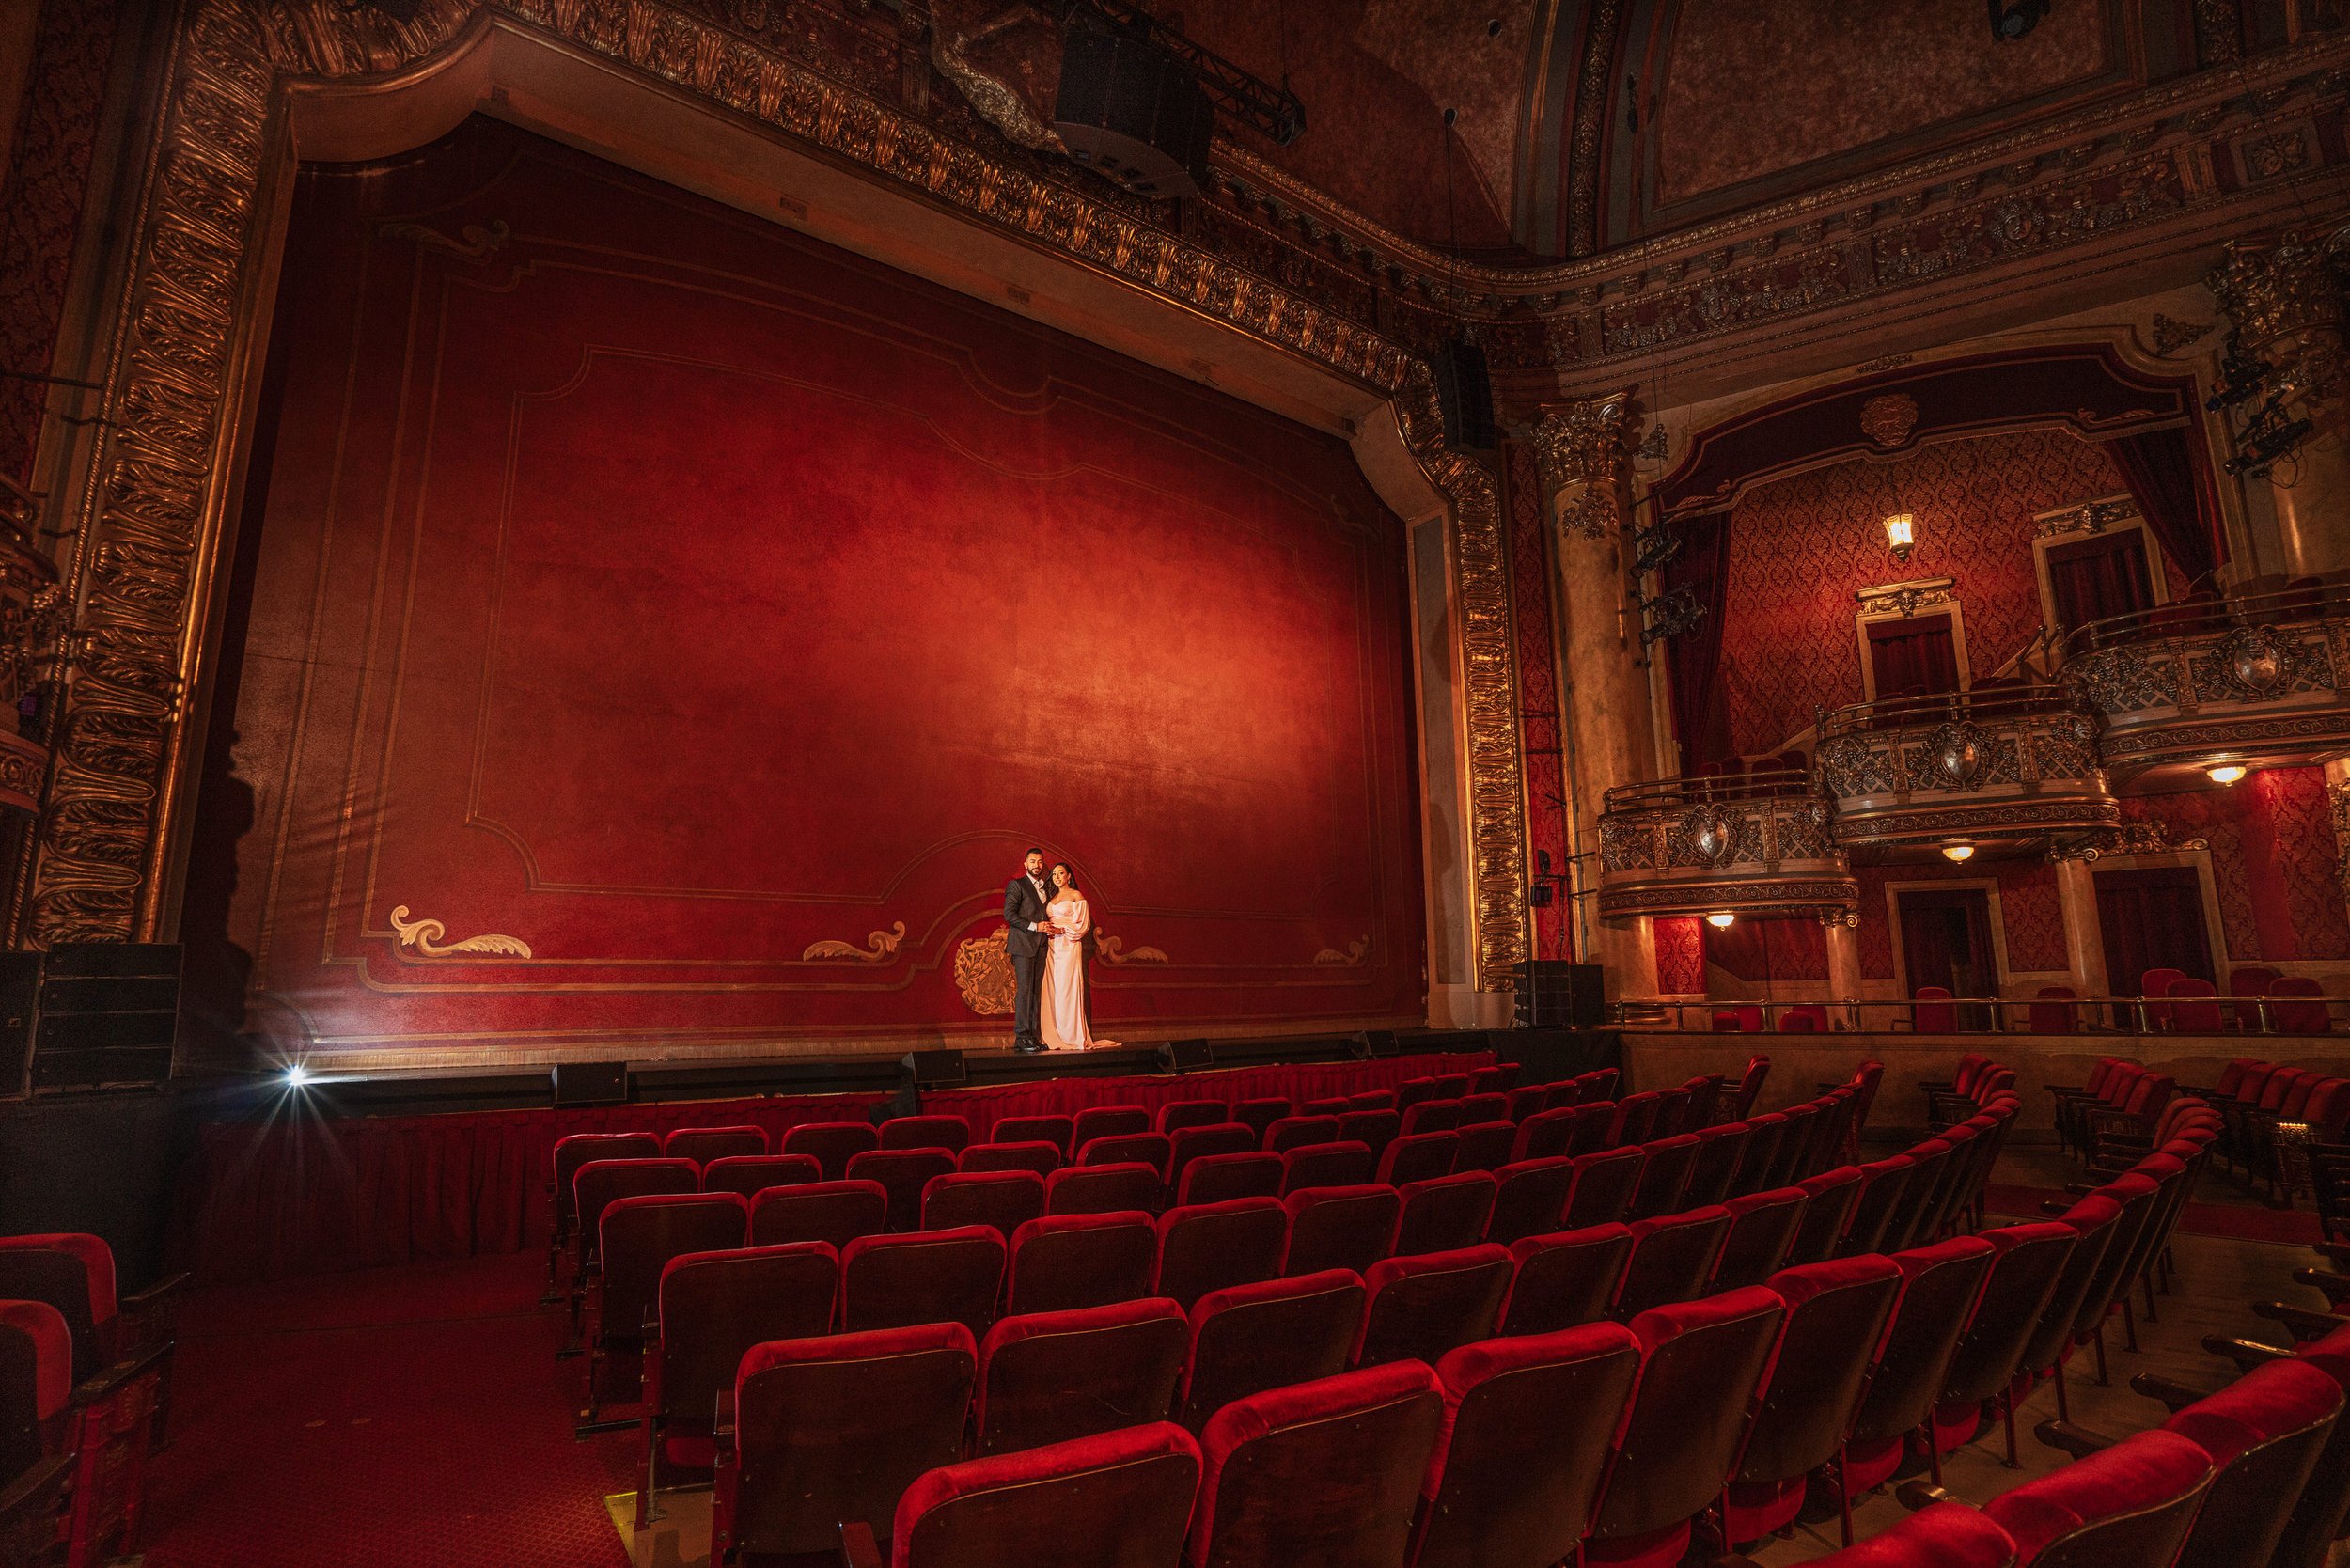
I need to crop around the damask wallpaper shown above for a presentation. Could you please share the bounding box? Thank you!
[1654,914,1704,995]
[2122,768,2350,964]
[1716,428,2134,759]
[1851,855,2069,982]
[1505,442,1574,961]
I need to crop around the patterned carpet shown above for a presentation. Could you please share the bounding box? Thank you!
[138,1252,635,1568]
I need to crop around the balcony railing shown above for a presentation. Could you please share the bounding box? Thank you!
[2060,584,2350,782]
[1596,766,1856,920]
[1814,684,2117,853]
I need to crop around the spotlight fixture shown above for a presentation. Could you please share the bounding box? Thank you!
[2207,763,2248,785]
[1883,512,1916,565]
[1706,912,1736,929]
[284,1062,311,1087]
[1941,843,1976,863]
[1988,0,2050,40]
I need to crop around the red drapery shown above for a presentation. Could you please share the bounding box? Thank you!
[2044,530,2154,632]
[1663,511,1733,772]
[2092,867,2217,995]
[2100,425,2224,588]
[1866,614,1960,698]
[176,1051,1492,1280]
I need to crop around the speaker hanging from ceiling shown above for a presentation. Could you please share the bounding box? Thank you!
[1053,24,1215,198]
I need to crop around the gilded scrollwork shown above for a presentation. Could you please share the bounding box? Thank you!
[1529,393,1632,541]
[800,920,906,962]
[1095,933,1168,964]
[387,904,533,959]
[953,926,1014,1015]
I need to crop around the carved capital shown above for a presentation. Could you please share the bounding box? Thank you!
[1529,392,1633,541]
[2206,231,2348,352]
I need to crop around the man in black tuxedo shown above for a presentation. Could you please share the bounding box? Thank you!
[1004,847,1054,1054]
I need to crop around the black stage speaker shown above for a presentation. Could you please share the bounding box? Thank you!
[1434,337,1495,452]
[0,952,37,1098]
[551,1060,630,1107]
[1054,26,1214,197]
[1157,1039,1213,1074]
[903,1049,969,1088]
[28,944,180,1094]
[1351,1028,1400,1060]
[1514,961,1606,1028]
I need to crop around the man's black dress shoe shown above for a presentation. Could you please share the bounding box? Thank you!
[1013,1041,1046,1055]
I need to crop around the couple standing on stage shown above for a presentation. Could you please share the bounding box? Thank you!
[1005,847,1099,1055]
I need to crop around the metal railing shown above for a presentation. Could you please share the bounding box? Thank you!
[2063,581,2350,659]
[1599,767,1813,811]
[1612,993,2347,1035]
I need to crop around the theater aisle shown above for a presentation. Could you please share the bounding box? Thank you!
[139,1253,635,1568]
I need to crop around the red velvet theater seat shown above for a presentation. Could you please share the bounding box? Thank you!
[750,1178,889,1251]
[1281,1185,1401,1277]
[1397,1077,1444,1114]
[848,1149,960,1233]
[588,1192,749,1415]
[1400,1099,1466,1137]
[1710,1186,1810,1292]
[550,1132,662,1271]
[1562,1147,1647,1230]
[2165,1356,2345,1568]
[571,1158,699,1275]
[1610,1091,1664,1148]
[781,1121,882,1181]
[1611,1206,1731,1321]
[972,1297,1187,1457]
[1076,1132,1173,1181]
[640,1242,838,1523]
[1457,1092,1509,1126]
[1168,1124,1257,1192]
[1928,1222,2076,1473]
[1841,1155,1917,1257]
[1793,1501,2017,1567]
[714,1323,976,1564]
[1231,1098,1291,1143]
[1178,1270,1365,1432]
[918,1170,1045,1239]
[879,1115,972,1154]
[1508,1106,1577,1163]
[958,1140,1063,1178]
[1484,1158,1574,1246]
[1411,1322,1641,1568]
[1724,1255,1904,1549]
[1731,1114,1789,1201]
[1158,1099,1230,1135]
[1838,1237,1998,1502]
[0,1297,71,1561]
[1350,1090,1400,1112]
[1566,1102,1622,1158]
[1500,1225,1635,1337]
[1504,1086,1548,1122]
[1788,1165,1865,1266]
[1188,1362,1444,1568]
[1071,1105,1152,1148]
[701,1153,822,1201]
[1980,1428,2213,1568]
[1152,1200,1288,1311]
[991,1115,1074,1157]
[664,1124,768,1166]
[1394,1172,1499,1257]
[1624,1135,1700,1221]
[841,1226,1006,1338]
[1006,1212,1156,1316]
[1683,1123,1752,1210]
[1279,1140,1376,1195]
[885,1421,1200,1568]
[1452,1121,1519,1174]
[1339,1109,1403,1159]
[1176,1152,1284,1208]
[1376,1131,1459,1188]
[1044,1161,1162,1216]
[1352,1246,1511,1369]
[1263,1116,1342,1154]
[1584,1287,1788,1568]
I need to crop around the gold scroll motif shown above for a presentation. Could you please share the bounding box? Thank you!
[1094,932,1167,964]
[387,904,533,959]
[953,927,1015,1015]
[800,920,906,962]
[1314,937,1371,965]
[33,0,1527,999]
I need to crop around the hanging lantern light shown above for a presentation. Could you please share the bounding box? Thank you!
[1884,512,1916,564]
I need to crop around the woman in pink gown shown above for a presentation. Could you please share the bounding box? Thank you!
[1040,863,1106,1050]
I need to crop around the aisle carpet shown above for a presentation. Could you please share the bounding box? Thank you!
[139,1252,634,1568]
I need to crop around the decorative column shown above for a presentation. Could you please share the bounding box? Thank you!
[1822,912,1862,1023]
[2206,234,2350,579]
[1532,393,1657,1002]
[2049,852,2111,1012]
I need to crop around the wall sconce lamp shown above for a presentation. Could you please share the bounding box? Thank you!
[1884,512,1916,564]
[1941,842,1976,863]
[2206,763,2248,785]
[1705,911,1736,929]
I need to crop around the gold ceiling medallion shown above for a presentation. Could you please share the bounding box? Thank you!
[1858,393,1921,448]
[1313,937,1371,965]
[953,928,1015,1015]
[800,920,906,962]
[387,905,532,959]
[1095,933,1168,964]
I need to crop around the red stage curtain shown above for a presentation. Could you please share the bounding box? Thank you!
[1663,511,1733,772]
[2100,426,2224,586]
[1866,614,1959,698]
[2044,530,2153,632]
[2092,867,2216,995]
[175,1051,1491,1280]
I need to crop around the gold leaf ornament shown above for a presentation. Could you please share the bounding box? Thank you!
[801,921,907,962]
[387,905,532,959]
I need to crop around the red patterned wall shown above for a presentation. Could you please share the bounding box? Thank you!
[1701,915,1828,982]
[1654,915,1704,994]
[1717,428,2131,758]
[1851,855,2070,982]
[0,0,122,482]
[2123,768,2350,964]
[1505,443,1573,961]
[179,118,1427,1063]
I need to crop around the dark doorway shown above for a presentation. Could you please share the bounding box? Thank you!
[2094,866,2215,1026]
[1897,887,1998,1030]
[1867,613,1961,699]
[2046,529,2154,633]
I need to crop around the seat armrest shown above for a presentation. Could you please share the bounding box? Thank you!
[0,1452,70,1535]
[2255,1300,2350,1342]
[2201,1334,2294,1372]
[119,1272,189,1317]
[840,1521,884,1568]
[2128,1372,2219,1413]
[2294,1267,2350,1308]
[72,1341,172,1409]
[2032,1419,2112,1459]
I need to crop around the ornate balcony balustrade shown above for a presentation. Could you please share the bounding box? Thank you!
[1815,686,2117,855]
[2061,585,2350,785]
[1596,769,1857,920]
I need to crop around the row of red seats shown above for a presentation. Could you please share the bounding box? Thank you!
[0,1234,186,1568]
[2181,1057,2350,1204]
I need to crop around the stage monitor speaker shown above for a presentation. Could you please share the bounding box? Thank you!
[1514,961,1606,1028]
[1351,1028,1400,1060]
[903,1049,968,1088]
[1053,26,1214,198]
[28,944,180,1094]
[551,1060,630,1107]
[1157,1039,1213,1074]
[1434,337,1495,452]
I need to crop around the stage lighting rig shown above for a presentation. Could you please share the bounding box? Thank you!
[1630,518,1684,577]
[1988,1,2051,40]
[1634,584,1706,647]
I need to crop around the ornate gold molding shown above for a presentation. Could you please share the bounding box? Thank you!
[800,920,906,962]
[387,904,533,958]
[1095,932,1167,964]
[1528,392,1632,541]
[1313,937,1370,965]
[953,926,1013,1014]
